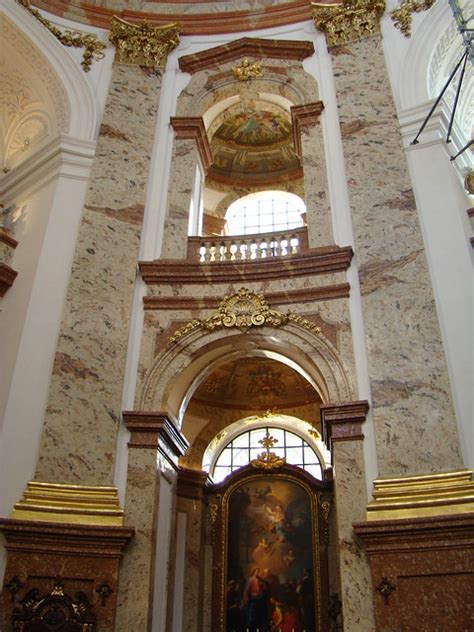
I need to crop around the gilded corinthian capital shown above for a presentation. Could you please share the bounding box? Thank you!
[109,17,180,68]
[311,1,386,47]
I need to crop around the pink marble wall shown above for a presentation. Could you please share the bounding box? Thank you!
[330,36,463,477]
[35,64,162,485]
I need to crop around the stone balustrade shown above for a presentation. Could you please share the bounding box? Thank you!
[188,226,309,263]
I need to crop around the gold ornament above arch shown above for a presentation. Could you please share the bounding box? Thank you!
[167,288,321,346]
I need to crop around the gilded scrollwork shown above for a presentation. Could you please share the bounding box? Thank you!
[17,0,106,72]
[390,0,436,37]
[167,288,321,346]
[109,17,180,68]
[311,0,386,47]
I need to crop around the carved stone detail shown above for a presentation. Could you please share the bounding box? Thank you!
[311,0,386,47]
[109,17,180,68]
[11,579,96,630]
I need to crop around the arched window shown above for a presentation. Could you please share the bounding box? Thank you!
[212,426,322,483]
[225,191,305,236]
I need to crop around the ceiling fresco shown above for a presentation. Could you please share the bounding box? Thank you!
[213,111,292,148]
[209,108,301,184]
[191,357,322,411]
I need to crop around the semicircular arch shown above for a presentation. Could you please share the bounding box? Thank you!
[138,323,354,426]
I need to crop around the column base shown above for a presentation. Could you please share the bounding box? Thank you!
[0,519,134,631]
[354,470,474,632]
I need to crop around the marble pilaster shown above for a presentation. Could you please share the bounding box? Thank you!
[34,63,162,485]
[176,468,209,632]
[116,412,188,632]
[330,36,463,477]
[321,401,375,631]
[291,102,334,247]
[160,117,211,259]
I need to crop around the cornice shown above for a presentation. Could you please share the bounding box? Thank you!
[123,411,189,456]
[0,518,135,551]
[177,467,209,500]
[170,117,213,171]
[0,230,19,249]
[29,2,317,35]
[139,245,353,285]
[0,263,19,297]
[320,400,370,450]
[353,512,474,550]
[291,101,325,158]
[143,283,350,310]
[179,37,315,74]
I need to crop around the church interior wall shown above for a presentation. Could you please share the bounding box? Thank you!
[0,1,472,630]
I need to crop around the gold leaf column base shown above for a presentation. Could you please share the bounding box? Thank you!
[366,469,474,520]
[12,481,124,525]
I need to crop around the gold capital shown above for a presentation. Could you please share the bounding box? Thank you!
[109,17,180,68]
[311,1,386,47]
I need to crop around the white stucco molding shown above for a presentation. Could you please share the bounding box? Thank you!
[1,0,97,141]
[0,134,96,202]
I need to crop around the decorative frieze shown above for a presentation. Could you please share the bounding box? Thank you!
[311,0,386,47]
[109,17,180,68]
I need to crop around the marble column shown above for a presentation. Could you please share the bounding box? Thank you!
[117,412,188,632]
[328,34,463,478]
[321,401,375,632]
[175,468,209,632]
[160,117,212,259]
[33,59,164,485]
[291,102,334,247]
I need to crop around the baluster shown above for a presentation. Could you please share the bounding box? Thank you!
[269,237,278,257]
[219,242,227,261]
[289,234,299,255]
[249,240,258,260]
[259,238,268,258]
[209,242,217,262]
[280,236,288,257]
[239,241,248,260]
[199,242,207,263]
[229,241,238,261]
